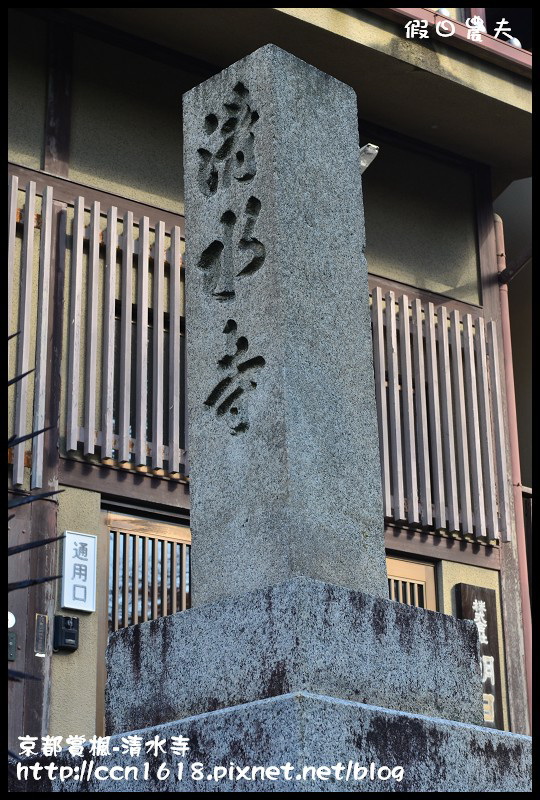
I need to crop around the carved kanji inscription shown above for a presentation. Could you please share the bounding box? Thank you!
[205,319,265,435]
[197,197,265,301]
[197,81,259,196]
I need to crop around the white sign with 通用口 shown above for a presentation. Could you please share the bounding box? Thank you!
[61,531,97,612]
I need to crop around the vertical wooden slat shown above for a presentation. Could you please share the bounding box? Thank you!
[31,186,53,489]
[371,288,392,517]
[171,539,178,615]
[411,300,432,527]
[487,321,511,541]
[161,540,168,617]
[84,201,100,454]
[8,174,19,343]
[475,317,499,539]
[122,533,130,629]
[102,206,117,458]
[437,306,460,532]
[450,310,473,534]
[152,222,165,469]
[425,303,446,529]
[462,315,486,537]
[112,531,120,633]
[398,295,419,523]
[152,538,159,620]
[66,195,84,452]
[169,227,182,474]
[119,211,133,463]
[141,537,149,623]
[180,543,187,612]
[135,217,149,466]
[385,291,405,521]
[132,535,139,626]
[13,182,37,486]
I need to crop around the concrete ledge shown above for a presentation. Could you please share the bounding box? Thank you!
[11,692,531,792]
[106,577,483,732]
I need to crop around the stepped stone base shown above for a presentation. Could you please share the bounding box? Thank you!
[11,693,531,792]
[106,577,483,733]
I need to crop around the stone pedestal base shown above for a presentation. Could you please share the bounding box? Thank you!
[106,577,483,733]
[11,693,531,792]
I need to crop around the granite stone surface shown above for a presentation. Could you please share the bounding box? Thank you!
[12,693,531,792]
[183,44,387,604]
[29,47,530,796]
[106,577,484,733]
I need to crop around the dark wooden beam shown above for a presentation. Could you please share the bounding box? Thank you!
[58,458,191,511]
[8,164,185,236]
[44,22,73,176]
[8,503,31,752]
[474,164,530,734]
[385,526,500,570]
[23,498,59,741]
[7,203,66,751]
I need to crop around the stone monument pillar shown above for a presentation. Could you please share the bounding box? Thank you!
[182,44,387,604]
[102,48,529,790]
[18,45,529,793]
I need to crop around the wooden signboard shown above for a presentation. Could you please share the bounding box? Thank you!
[456,583,504,730]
